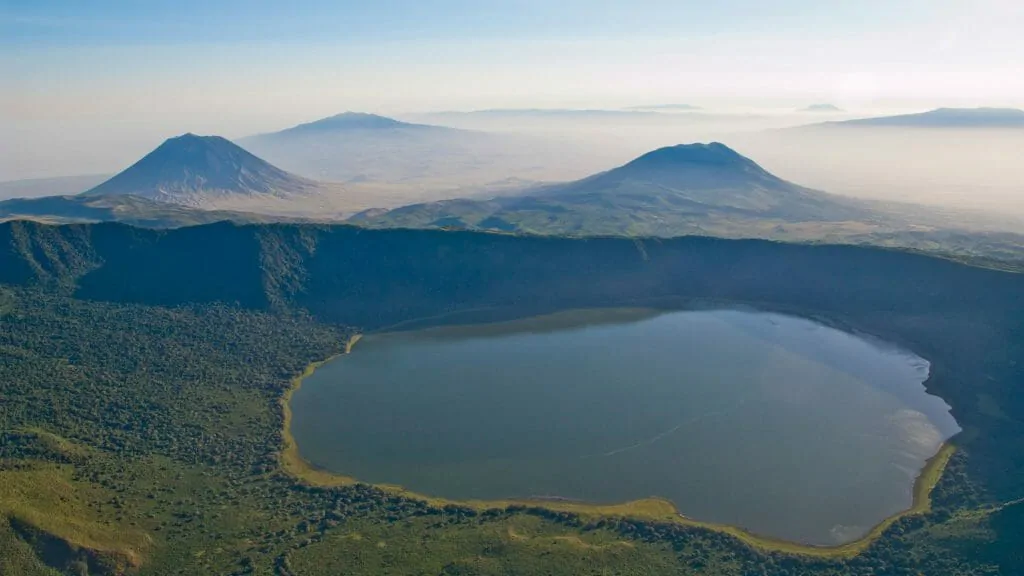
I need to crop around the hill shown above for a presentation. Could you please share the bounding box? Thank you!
[350,142,1024,267]
[352,142,870,232]
[82,133,325,207]
[532,142,843,213]
[814,107,1024,128]
[238,112,601,196]
[0,194,287,228]
[239,111,481,183]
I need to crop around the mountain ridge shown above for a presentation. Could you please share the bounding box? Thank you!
[813,107,1024,128]
[237,111,594,190]
[0,194,290,228]
[2,219,1020,323]
[624,104,702,111]
[250,112,448,138]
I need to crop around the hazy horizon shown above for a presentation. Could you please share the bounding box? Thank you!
[4,0,1024,219]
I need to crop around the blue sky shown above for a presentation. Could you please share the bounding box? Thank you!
[3,0,1023,179]
[2,1,927,46]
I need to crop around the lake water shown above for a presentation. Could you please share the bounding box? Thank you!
[290,308,960,545]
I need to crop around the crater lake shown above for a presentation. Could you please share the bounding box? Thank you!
[289,308,960,545]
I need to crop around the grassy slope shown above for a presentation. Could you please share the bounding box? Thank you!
[285,514,687,576]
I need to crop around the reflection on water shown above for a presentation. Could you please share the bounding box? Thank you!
[290,308,960,545]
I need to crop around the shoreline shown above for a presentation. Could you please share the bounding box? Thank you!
[278,337,356,487]
[278,326,957,559]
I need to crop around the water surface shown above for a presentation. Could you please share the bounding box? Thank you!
[291,308,960,545]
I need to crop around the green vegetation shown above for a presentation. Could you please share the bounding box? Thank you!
[0,288,12,316]
[2,220,1023,574]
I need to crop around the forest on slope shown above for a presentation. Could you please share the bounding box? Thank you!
[1,220,1023,574]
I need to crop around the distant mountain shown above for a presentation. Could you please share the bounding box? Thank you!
[422,108,660,119]
[817,107,1024,128]
[238,111,608,191]
[83,133,324,206]
[625,104,702,111]
[536,142,807,205]
[239,111,486,184]
[0,194,287,228]
[0,174,110,200]
[800,104,842,113]
[255,112,439,137]
[350,143,872,236]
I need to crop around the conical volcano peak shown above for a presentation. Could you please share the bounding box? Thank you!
[81,134,319,205]
[161,132,226,146]
[269,112,429,135]
[320,112,406,128]
[150,133,246,160]
[608,142,783,190]
[624,142,753,170]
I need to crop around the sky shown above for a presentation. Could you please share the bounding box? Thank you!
[3,0,1024,179]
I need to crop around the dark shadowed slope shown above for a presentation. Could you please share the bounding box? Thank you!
[82,133,324,206]
[0,219,1019,329]
[812,107,1024,128]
